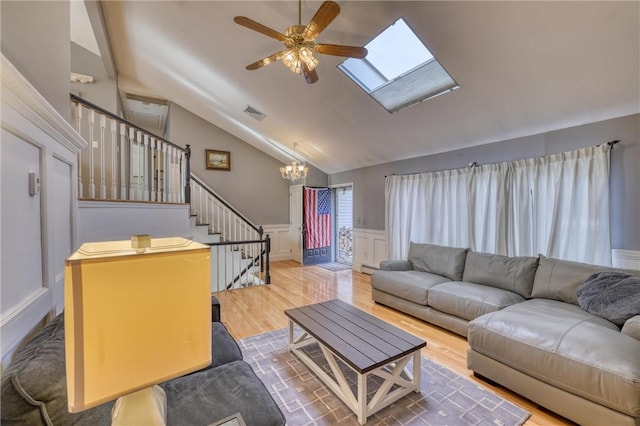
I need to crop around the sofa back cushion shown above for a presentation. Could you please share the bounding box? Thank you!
[462,251,539,298]
[408,242,469,281]
[0,314,113,425]
[531,255,640,305]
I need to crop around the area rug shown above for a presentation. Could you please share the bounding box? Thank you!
[238,327,531,426]
[316,262,352,271]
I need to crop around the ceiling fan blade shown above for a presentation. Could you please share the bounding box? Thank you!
[303,63,319,84]
[234,16,287,42]
[315,44,368,59]
[304,1,340,40]
[246,50,287,70]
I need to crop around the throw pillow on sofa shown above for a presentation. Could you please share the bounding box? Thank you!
[577,272,640,326]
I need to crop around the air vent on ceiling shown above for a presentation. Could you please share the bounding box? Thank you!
[244,105,266,121]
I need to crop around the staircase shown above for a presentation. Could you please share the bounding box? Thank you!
[189,175,270,292]
[70,93,270,292]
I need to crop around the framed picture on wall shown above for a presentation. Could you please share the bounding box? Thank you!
[206,150,231,171]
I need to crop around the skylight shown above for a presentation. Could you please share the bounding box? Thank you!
[338,18,458,113]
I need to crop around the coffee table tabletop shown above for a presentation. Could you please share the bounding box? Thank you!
[285,299,426,373]
[285,299,426,424]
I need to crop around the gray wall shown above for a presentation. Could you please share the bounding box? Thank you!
[167,103,295,225]
[71,42,118,113]
[293,165,328,189]
[330,114,640,251]
[1,1,71,122]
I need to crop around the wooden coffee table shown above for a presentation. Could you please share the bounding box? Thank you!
[284,299,426,425]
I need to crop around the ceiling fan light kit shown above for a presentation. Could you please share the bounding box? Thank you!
[234,1,367,84]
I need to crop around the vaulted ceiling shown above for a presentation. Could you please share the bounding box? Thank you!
[99,1,639,174]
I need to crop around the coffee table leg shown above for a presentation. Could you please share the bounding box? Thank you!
[288,319,294,350]
[357,373,367,425]
[412,351,421,393]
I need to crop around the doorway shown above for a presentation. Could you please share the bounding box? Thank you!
[333,184,353,265]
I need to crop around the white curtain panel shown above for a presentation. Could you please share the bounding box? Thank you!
[386,169,469,260]
[386,144,611,265]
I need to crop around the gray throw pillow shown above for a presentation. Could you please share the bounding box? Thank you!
[576,272,640,327]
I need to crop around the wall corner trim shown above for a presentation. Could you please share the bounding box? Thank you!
[2,54,87,153]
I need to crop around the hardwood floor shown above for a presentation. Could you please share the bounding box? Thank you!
[213,260,574,426]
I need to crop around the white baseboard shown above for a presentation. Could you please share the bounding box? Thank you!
[1,289,52,365]
[612,249,640,271]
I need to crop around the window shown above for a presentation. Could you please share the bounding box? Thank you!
[338,18,458,112]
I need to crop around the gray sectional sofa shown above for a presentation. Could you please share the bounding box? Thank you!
[1,309,286,425]
[371,243,640,426]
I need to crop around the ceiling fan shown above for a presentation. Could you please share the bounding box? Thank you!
[234,0,368,84]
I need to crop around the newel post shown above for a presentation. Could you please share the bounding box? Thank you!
[184,144,191,204]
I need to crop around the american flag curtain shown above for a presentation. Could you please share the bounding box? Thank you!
[304,187,332,249]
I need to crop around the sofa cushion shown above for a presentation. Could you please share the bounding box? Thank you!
[0,314,113,426]
[162,360,285,426]
[428,282,525,321]
[210,322,243,368]
[622,315,640,340]
[371,270,450,305]
[462,251,538,298]
[468,299,640,417]
[407,242,469,281]
[577,272,640,326]
[531,255,640,305]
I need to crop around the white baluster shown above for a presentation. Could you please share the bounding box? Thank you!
[190,177,195,209]
[180,151,186,203]
[110,119,117,199]
[150,138,156,202]
[163,143,169,203]
[166,146,173,203]
[120,123,127,199]
[174,148,180,203]
[171,147,178,203]
[217,204,222,240]
[128,127,136,200]
[99,114,107,199]
[74,102,83,198]
[143,134,150,201]
[156,140,164,203]
[88,110,96,198]
[137,131,143,201]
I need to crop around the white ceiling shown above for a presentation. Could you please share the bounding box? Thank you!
[100,1,640,174]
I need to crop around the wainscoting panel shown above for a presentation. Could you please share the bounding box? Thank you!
[262,225,291,262]
[612,249,640,270]
[1,55,85,366]
[352,229,388,272]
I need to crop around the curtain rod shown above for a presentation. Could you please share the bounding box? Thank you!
[385,139,621,178]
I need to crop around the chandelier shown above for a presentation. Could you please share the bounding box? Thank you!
[280,143,309,181]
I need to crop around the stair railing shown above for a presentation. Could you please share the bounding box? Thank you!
[190,174,270,290]
[70,94,190,203]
